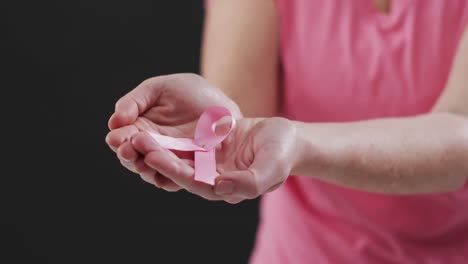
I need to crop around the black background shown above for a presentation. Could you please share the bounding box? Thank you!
[4,1,259,263]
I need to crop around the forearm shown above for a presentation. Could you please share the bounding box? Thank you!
[292,112,468,194]
[201,0,279,117]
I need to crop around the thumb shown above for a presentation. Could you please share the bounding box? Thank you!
[215,148,286,198]
[214,170,256,198]
[108,98,139,130]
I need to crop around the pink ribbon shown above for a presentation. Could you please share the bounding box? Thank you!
[147,106,235,185]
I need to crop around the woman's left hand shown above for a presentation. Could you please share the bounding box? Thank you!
[131,117,299,204]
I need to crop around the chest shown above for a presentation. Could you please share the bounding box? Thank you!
[279,0,467,121]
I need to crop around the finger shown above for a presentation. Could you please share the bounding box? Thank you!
[117,141,138,162]
[153,174,183,192]
[132,131,221,200]
[120,160,138,174]
[131,131,162,155]
[109,77,166,130]
[131,158,181,192]
[215,148,286,199]
[155,159,192,192]
[214,170,259,199]
[108,125,183,192]
[108,144,117,152]
[134,158,157,185]
[106,132,118,152]
[224,197,243,205]
[105,125,139,150]
[108,95,139,130]
[132,131,195,159]
[144,150,221,201]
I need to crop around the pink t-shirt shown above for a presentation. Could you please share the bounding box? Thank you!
[249,1,468,263]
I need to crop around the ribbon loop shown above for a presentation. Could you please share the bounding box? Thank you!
[147,106,235,185]
[194,106,235,149]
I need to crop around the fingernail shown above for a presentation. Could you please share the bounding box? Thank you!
[130,135,138,145]
[215,180,234,195]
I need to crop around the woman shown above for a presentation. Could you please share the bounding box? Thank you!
[106,0,468,262]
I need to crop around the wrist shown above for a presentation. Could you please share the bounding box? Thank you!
[290,121,329,176]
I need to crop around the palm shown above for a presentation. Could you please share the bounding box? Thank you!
[108,74,296,202]
[111,73,241,144]
[106,74,241,191]
[133,116,196,142]
[217,118,297,182]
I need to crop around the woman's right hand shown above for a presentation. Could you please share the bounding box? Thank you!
[105,73,242,191]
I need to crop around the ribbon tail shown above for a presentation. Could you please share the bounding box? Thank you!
[147,132,205,151]
[194,149,218,185]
